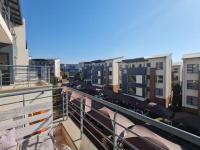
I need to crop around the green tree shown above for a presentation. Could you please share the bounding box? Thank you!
[172,82,182,111]
[74,72,84,81]
[61,71,68,79]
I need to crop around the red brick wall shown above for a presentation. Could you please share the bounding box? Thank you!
[149,68,156,102]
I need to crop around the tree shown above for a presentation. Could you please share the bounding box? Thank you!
[61,71,68,79]
[74,72,84,81]
[172,82,182,111]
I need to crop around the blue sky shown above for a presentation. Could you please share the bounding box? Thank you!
[22,0,200,63]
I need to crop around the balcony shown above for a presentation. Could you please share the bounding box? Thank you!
[0,4,13,44]
[0,86,200,150]
[0,65,51,92]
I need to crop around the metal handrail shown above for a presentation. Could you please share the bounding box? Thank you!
[0,87,200,149]
[65,87,200,147]
[0,65,51,88]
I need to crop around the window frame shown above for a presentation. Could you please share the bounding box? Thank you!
[186,96,198,106]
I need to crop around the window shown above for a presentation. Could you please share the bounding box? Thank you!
[187,96,198,106]
[98,79,101,84]
[173,68,178,73]
[156,88,163,96]
[109,62,112,67]
[157,75,163,83]
[156,62,163,70]
[173,75,179,81]
[187,64,199,73]
[187,80,198,90]
[98,71,101,77]
[132,64,135,68]
[128,87,136,95]
[147,63,151,67]
[109,71,112,75]
[138,64,142,68]
[128,75,136,83]
[109,79,112,84]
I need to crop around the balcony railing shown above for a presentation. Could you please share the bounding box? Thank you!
[0,0,11,30]
[0,65,50,88]
[0,87,200,149]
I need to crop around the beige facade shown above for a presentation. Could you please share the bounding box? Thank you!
[13,19,29,66]
[172,62,183,85]
[120,54,172,107]
[182,53,200,115]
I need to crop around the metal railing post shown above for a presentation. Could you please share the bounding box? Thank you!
[48,67,50,84]
[0,69,2,88]
[113,112,118,150]
[66,93,69,119]
[27,67,30,87]
[80,96,84,139]
[62,92,66,120]
[7,6,10,29]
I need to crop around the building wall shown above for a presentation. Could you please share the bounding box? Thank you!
[30,59,60,78]
[147,55,172,107]
[82,63,92,85]
[182,57,200,113]
[121,66,147,100]
[120,54,172,107]
[14,20,29,66]
[91,63,104,86]
[172,64,183,84]
[54,59,60,77]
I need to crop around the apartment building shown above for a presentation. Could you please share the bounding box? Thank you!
[172,62,183,85]
[81,61,93,85]
[0,0,29,65]
[30,58,61,78]
[60,64,79,77]
[0,0,30,86]
[182,53,200,115]
[81,57,123,92]
[120,54,172,107]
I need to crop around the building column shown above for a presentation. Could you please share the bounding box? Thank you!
[149,68,156,103]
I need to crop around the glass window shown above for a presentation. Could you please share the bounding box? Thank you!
[147,63,151,67]
[173,75,179,81]
[187,80,198,90]
[186,96,198,106]
[174,67,178,72]
[128,75,136,83]
[157,75,163,83]
[128,87,136,95]
[156,88,163,96]
[187,64,199,73]
[109,71,112,75]
[156,62,163,70]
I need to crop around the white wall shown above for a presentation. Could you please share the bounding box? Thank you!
[112,58,123,86]
[13,19,29,66]
[54,59,61,77]
[136,75,143,84]
[148,54,172,100]
[182,58,200,109]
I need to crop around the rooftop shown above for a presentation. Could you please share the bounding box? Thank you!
[122,57,145,63]
[145,53,172,59]
[182,52,200,59]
